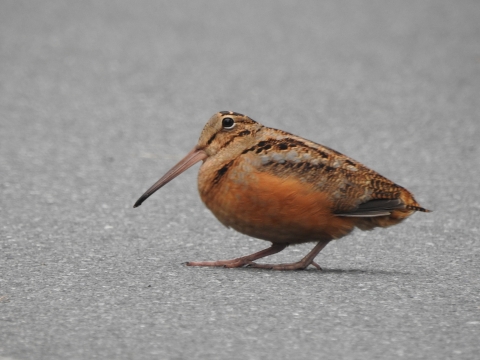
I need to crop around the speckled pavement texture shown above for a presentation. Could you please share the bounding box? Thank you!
[1,1,479,359]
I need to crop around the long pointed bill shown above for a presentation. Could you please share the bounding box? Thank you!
[133,147,207,208]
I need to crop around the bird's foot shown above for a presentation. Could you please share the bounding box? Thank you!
[185,243,288,269]
[246,241,330,270]
[247,260,322,271]
[186,259,249,268]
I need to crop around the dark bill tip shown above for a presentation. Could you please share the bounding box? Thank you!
[133,147,207,208]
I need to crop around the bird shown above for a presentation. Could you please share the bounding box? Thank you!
[134,111,429,270]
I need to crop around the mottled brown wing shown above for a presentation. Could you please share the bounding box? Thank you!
[241,128,427,216]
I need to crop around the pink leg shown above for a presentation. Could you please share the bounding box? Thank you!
[186,243,287,268]
[248,241,330,270]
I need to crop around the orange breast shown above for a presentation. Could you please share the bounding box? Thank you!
[199,168,357,244]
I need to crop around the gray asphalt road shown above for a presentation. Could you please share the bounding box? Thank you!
[1,1,479,359]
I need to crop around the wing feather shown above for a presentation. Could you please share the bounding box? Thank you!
[335,199,404,217]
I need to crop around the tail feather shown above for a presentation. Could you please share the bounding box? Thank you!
[406,205,431,212]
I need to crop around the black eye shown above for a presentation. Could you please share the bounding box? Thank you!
[222,117,235,129]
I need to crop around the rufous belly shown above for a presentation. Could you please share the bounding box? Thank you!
[199,168,357,244]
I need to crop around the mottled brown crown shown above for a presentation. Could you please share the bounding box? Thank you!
[197,111,262,159]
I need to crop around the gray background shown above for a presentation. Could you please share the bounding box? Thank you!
[1,0,479,359]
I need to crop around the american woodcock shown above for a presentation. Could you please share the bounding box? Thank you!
[134,111,429,270]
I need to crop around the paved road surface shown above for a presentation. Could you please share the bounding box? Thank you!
[1,1,479,359]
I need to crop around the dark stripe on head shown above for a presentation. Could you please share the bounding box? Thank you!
[207,133,217,145]
[237,130,251,137]
[221,129,253,149]
[219,111,244,116]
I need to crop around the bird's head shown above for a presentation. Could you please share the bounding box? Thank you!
[133,111,261,208]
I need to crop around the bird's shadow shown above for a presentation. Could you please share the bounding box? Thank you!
[187,264,411,276]
[318,268,411,276]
